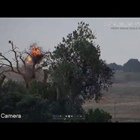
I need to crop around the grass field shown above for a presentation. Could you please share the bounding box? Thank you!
[83,72,140,122]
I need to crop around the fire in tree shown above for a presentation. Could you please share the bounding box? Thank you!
[26,44,44,67]
[0,41,49,89]
[26,56,32,64]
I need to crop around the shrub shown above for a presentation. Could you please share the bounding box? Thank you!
[85,108,112,122]
[2,79,27,94]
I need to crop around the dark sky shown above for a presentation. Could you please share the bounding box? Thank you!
[0,18,140,65]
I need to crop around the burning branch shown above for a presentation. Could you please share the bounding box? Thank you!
[25,44,45,69]
[0,41,50,88]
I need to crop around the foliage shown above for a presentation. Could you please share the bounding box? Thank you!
[85,108,112,122]
[0,80,112,122]
[49,21,114,103]
[0,92,52,122]
[2,79,27,94]
[0,80,84,122]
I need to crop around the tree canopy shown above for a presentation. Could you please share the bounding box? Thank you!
[48,21,114,103]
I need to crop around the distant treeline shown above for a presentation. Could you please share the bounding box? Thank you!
[108,59,140,72]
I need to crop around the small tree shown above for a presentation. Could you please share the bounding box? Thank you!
[85,108,112,122]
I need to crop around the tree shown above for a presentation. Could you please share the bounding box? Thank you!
[0,75,6,88]
[48,21,114,104]
[85,108,112,122]
[0,41,48,89]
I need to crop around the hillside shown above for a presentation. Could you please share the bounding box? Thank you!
[108,58,140,72]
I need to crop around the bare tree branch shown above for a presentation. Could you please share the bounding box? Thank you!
[35,66,42,72]
[19,53,26,68]
[0,41,48,89]
[0,42,26,77]
[0,63,11,68]
[25,51,33,58]
[14,50,27,68]
[10,42,22,74]
[0,69,20,76]
[0,64,3,69]
[0,54,14,71]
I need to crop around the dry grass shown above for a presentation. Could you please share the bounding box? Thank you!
[83,79,140,122]
[83,81,140,122]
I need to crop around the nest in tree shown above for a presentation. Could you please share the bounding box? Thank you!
[32,54,44,64]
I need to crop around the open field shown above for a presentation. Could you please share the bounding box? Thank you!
[83,72,140,122]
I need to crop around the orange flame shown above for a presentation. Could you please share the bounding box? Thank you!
[26,46,42,64]
[32,47,41,57]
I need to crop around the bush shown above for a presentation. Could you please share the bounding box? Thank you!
[85,108,112,122]
[0,92,53,122]
[0,81,84,122]
[0,80,111,122]
[2,79,27,94]
[29,80,57,101]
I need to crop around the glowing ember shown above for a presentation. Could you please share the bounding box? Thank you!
[26,56,32,63]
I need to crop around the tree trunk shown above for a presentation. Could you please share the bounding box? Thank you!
[32,66,36,79]
[23,76,30,89]
[0,75,6,88]
[53,82,60,100]
[25,81,29,89]
[43,70,48,83]
[56,87,59,100]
